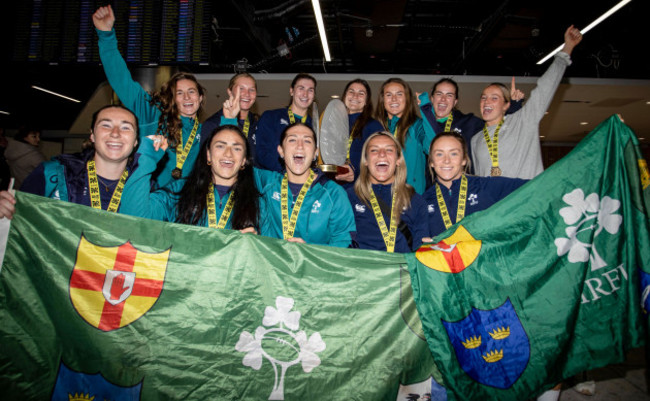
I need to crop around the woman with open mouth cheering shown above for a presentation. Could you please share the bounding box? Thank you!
[347,132,429,253]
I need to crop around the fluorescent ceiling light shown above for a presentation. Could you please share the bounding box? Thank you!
[312,0,331,62]
[536,0,632,65]
[31,85,81,103]
[0,110,10,115]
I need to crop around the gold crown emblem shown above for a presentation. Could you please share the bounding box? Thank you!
[482,349,504,363]
[489,326,510,340]
[68,393,95,401]
[462,335,481,349]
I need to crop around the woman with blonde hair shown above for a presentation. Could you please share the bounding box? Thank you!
[376,78,435,194]
[471,25,582,179]
[347,132,428,252]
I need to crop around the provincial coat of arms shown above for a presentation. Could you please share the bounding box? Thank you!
[69,236,170,331]
[442,298,530,389]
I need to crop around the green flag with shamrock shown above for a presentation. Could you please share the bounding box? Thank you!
[0,192,440,400]
[407,115,650,400]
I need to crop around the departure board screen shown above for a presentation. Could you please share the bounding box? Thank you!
[13,0,211,64]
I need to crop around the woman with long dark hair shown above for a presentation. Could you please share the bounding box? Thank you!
[347,132,428,252]
[334,79,384,187]
[375,78,435,194]
[121,124,260,232]
[93,5,206,188]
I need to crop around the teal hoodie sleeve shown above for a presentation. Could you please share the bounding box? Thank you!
[324,181,357,247]
[119,137,179,221]
[96,29,160,128]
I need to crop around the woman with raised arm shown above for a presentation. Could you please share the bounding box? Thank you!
[333,79,384,187]
[471,25,583,179]
[375,78,436,194]
[200,73,258,155]
[347,132,428,253]
[93,5,206,188]
[418,77,524,168]
[423,131,526,238]
[254,73,316,172]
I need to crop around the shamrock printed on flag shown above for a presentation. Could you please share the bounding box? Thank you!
[408,115,650,401]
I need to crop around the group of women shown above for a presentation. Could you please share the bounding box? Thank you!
[0,5,583,271]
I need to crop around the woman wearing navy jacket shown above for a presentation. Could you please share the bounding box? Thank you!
[423,131,526,238]
[334,79,384,188]
[254,73,316,172]
[347,132,429,253]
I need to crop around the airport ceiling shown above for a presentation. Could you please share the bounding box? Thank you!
[1,0,649,141]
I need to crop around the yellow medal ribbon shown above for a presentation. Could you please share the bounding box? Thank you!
[281,170,315,239]
[483,119,504,176]
[86,160,128,212]
[368,189,398,253]
[346,119,360,162]
[443,113,454,132]
[174,118,200,177]
[435,174,468,229]
[242,117,250,138]
[287,107,307,124]
[206,183,235,229]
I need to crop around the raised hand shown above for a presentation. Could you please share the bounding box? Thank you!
[510,77,525,101]
[562,25,582,56]
[223,87,241,119]
[147,135,169,152]
[92,5,115,32]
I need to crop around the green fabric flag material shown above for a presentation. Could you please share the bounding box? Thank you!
[407,115,650,400]
[0,192,441,400]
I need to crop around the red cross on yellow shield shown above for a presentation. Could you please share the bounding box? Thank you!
[416,225,481,273]
[69,236,170,331]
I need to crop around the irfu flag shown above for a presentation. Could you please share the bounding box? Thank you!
[0,192,442,400]
[407,115,650,400]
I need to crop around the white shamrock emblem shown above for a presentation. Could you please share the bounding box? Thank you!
[554,188,622,271]
[235,296,326,400]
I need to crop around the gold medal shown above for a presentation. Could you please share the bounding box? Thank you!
[483,119,504,176]
[171,168,182,179]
